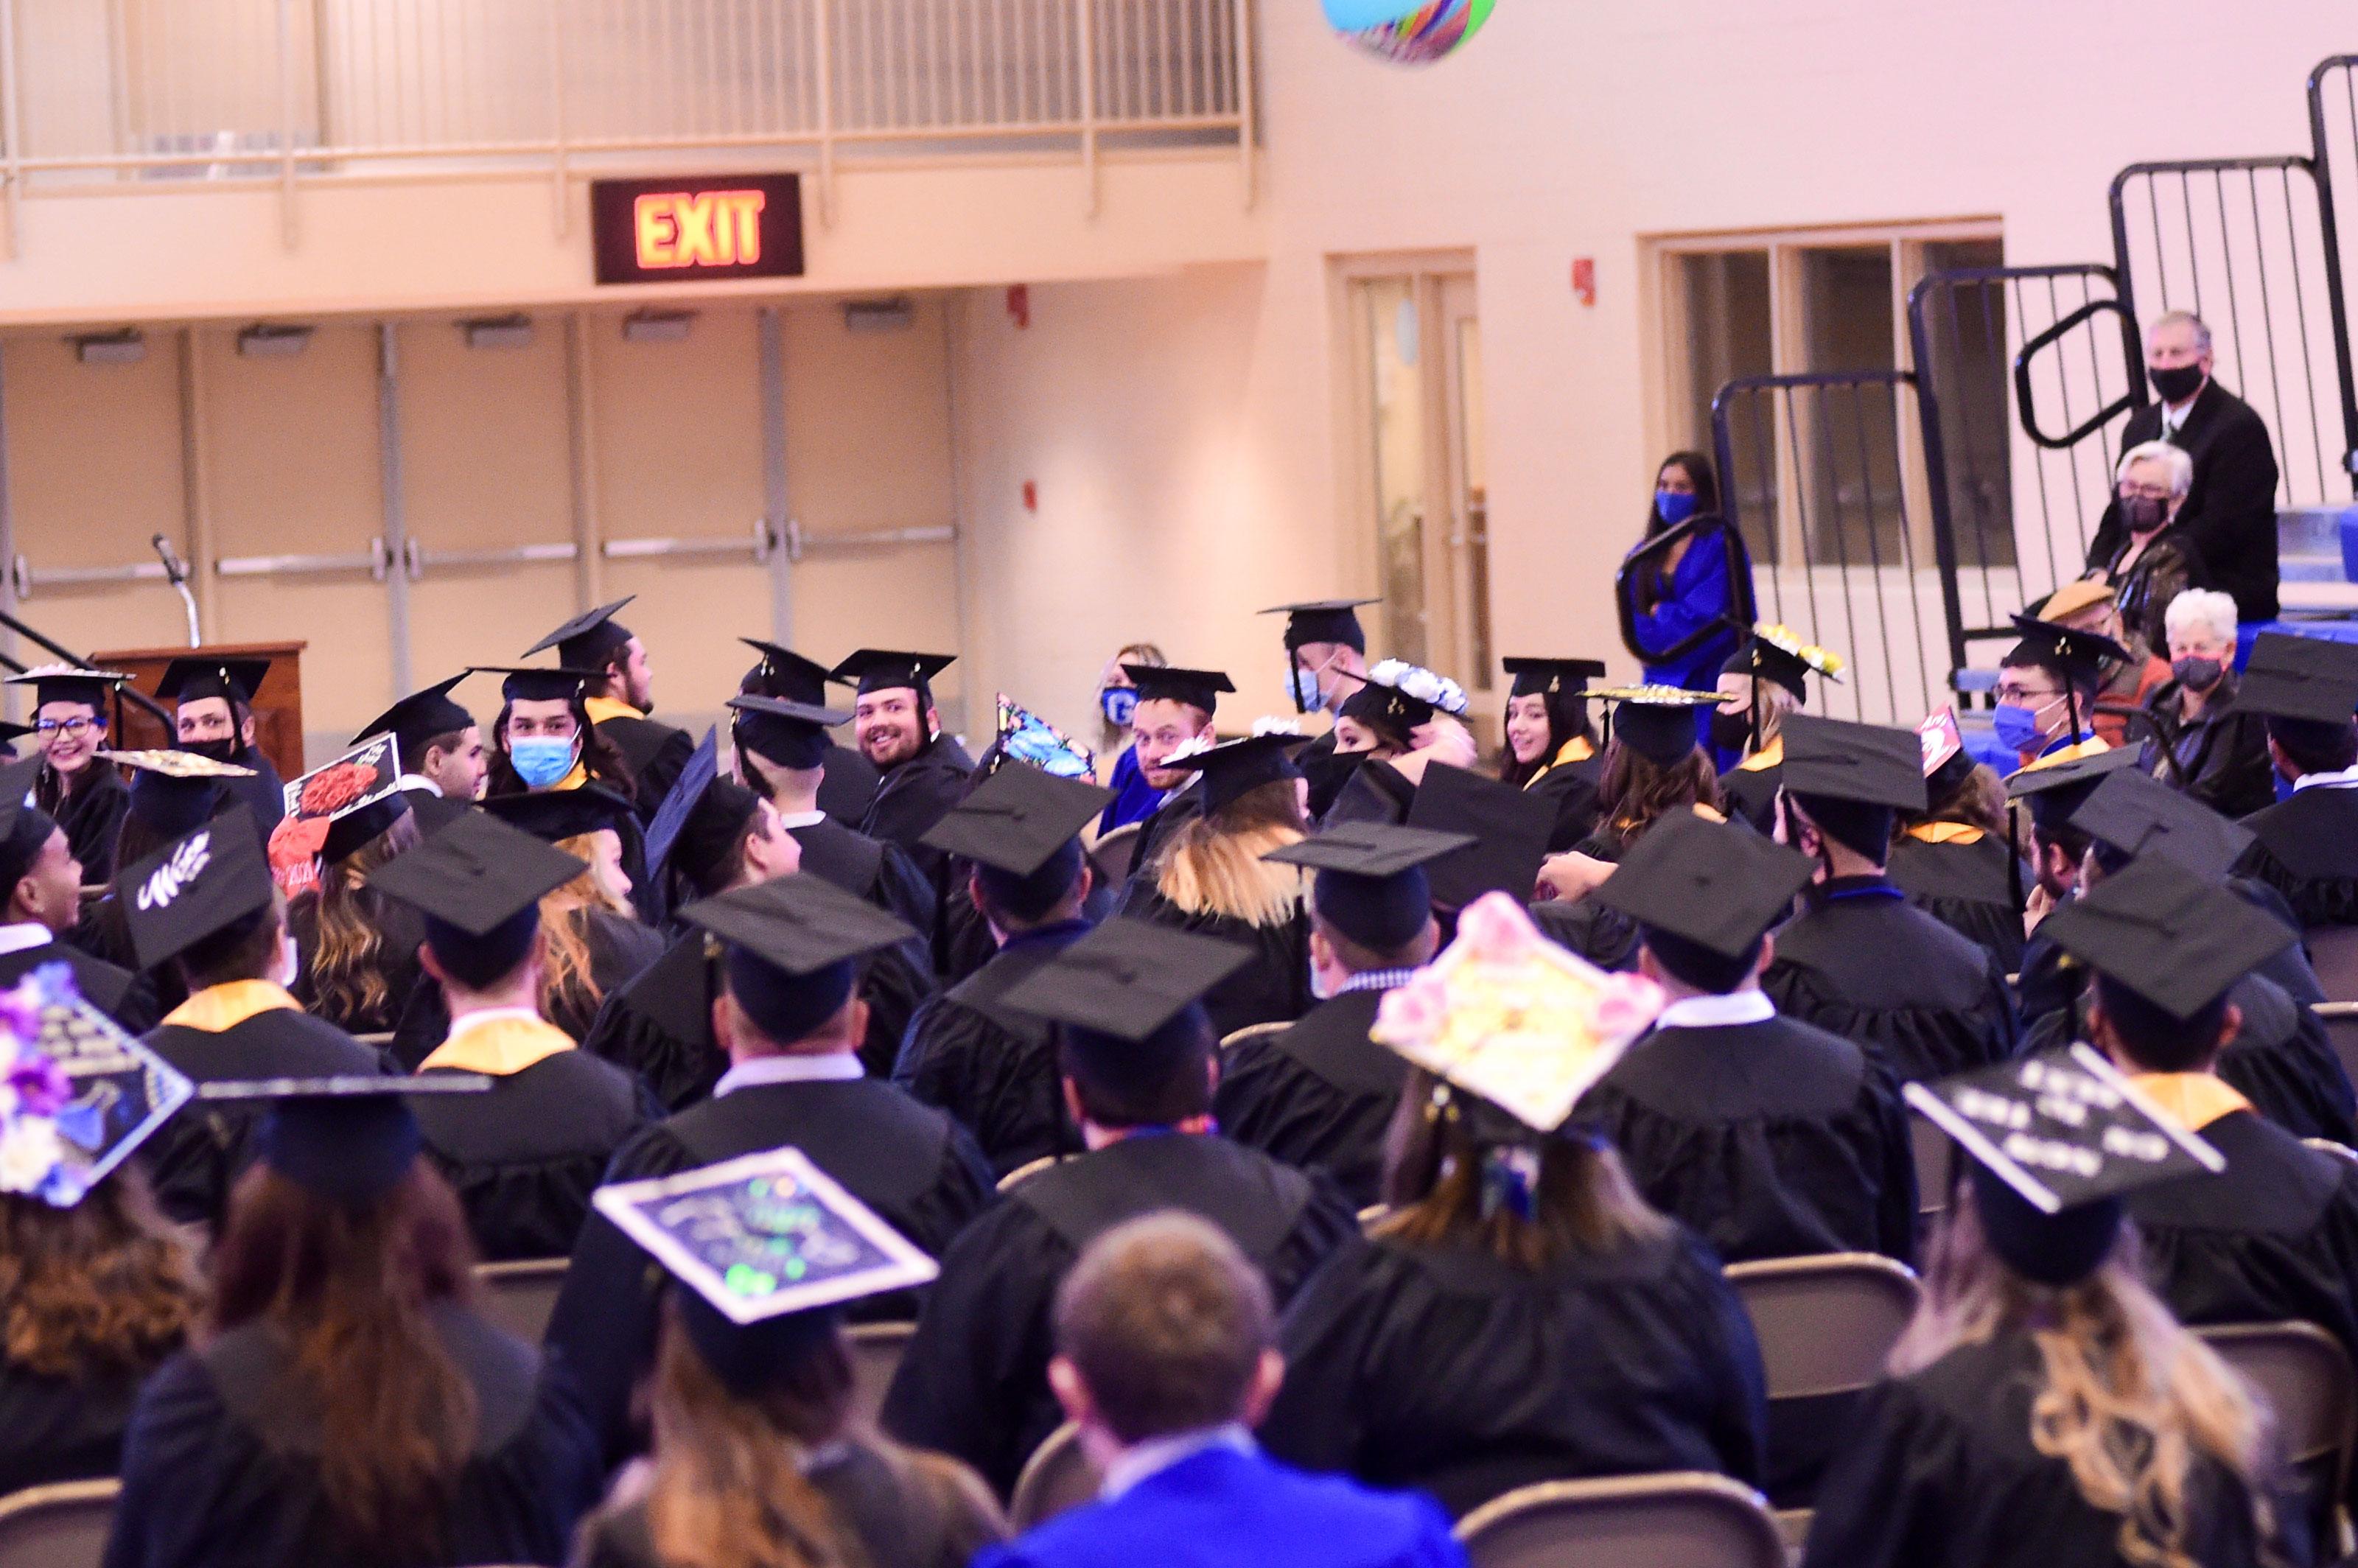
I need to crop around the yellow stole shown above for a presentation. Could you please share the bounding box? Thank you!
[1906,821,1987,846]
[162,979,301,1032]
[2129,1072,2252,1132]
[1736,735,1785,774]
[583,696,643,727]
[419,1014,576,1077]
[1524,735,1596,791]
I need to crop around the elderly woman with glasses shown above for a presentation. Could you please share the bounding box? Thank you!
[2135,587,2274,818]
[10,665,130,883]
[2087,441,2206,657]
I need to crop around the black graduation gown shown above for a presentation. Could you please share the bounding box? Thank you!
[1527,897,1642,971]
[49,762,130,883]
[1526,755,1605,853]
[67,894,186,1020]
[400,783,471,836]
[858,732,976,889]
[102,1305,604,1568]
[0,1357,155,1496]
[1799,1333,2298,1568]
[220,745,285,834]
[880,1132,1359,1495]
[2238,785,2358,931]
[137,1007,386,1228]
[595,711,695,827]
[1320,759,1416,830]
[818,739,882,826]
[1125,782,1204,879]
[1761,878,2018,1084]
[0,936,157,1033]
[1113,883,1312,1038]
[1257,1228,1768,1520]
[547,1074,992,1465]
[1721,760,1782,835]
[414,1048,660,1262]
[382,909,665,1068]
[892,920,1091,1178]
[791,813,940,957]
[1888,830,2026,975]
[1213,987,1404,1210]
[286,896,426,1037]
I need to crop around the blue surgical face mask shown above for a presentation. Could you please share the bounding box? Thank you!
[1656,489,1699,528]
[1100,686,1138,729]
[1990,701,2047,755]
[1289,663,1329,713]
[509,735,578,789]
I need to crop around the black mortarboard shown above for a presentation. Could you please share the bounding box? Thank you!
[284,737,409,867]
[0,755,54,893]
[646,732,766,895]
[156,656,270,707]
[830,650,956,699]
[738,639,844,705]
[1404,762,1556,909]
[999,916,1250,1044]
[0,968,194,1210]
[1164,733,1303,816]
[1590,811,1813,960]
[2004,746,2140,835]
[2041,853,2295,1021]
[680,874,917,1044]
[1122,665,1234,715]
[2070,769,2255,884]
[591,1147,939,1396]
[1907,1044,2223,1287]
[471,665,601,705]
[1780,715,1928,812]
[1503,657,1607,700]
[2005,613,2128,696]
[481,784,637,847]
[7,664,127,711]
[1339,675,1436,738]
[1591,685,1718,766]
[729,694,850,772]
[351,673,476,754]
[368,813,586,987]
[522,595,637,665]
[1265,822,1472,952]
[106,749,253,841]
[2233,632,2358,726]
[118,805,273,972]
[1262,598,1377,652]
[197,1074,491,1208]
[921,763,1113,878]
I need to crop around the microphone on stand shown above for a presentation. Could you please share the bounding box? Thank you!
[152,536,202,648]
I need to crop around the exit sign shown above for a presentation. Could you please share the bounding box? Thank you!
[591,173,805,285]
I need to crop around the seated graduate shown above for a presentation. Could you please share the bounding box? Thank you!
[1087,643,1169,838]
[155,655,285,832]
[1115,734,1315,1037]
[1889,710,2026,973]
[0,1000,201,1496]
[1318,665,1479,829]
[365,812,657,1262]
[980,1213,1466,1568]
[1714,626,1842,832]
[1257,893,1766,1517]
[522,596,696,825]
[475,662,653,925]
[737,637,881,825]
[2006,746,2144,1023]
[2228,631,2358,933]
[349,671,485,836]
[0,752,155,1031]
[1566,685,1726,862]
[1106,661,1228,859]
[1214,822,1468,1208]
[284,786,424,1036]
[573,1149,1007,1568]
[1761,715,2019,1083]
[881,917,1360,1496]
[1498,656,1609,853]
[1993,613,2122,774]
[103,1076,604,1568]
[1578,812,1917,1264]
[480,786,667,1040]
[12,663,132,882]
[1264,597,1379,823]
[729,692,937,945]
[1804,1048,2306,1568]
[893,762,1115,1179]
[125,807,384,1228]
[833,649,976,889]
[550,871,989,1467]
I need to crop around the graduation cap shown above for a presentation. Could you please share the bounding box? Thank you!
[1503,657,1607,700]
[1122,665,1234,716]
[2070,769,2255,884]
[196,1074,491,1209]
[1163,733,1303,817]
[481,783,636,847]
[1727,624,1847,701]
[997,918,1252,1104]
[469,665,601,706]
[1777,713,1927,859]
[351,673,476,755]
[283,737,409,867]
[591,1146,940,1396]
[1919,707,1968,787]
[521,595,637,666]
[0,965,194,1209]
[105,749,254,844]
[830,650,955,700]
[1261,598,1377,652]
[2040,852,2293,1022]
[729,694,850,773]
[6,664,128,711]
[2005,613,2130,743]
[1906,1043,2223,1286]
[2233,631,2358,727]
[1589,811,1813,984]
[119,805,275,973]
[368,812,586,987]
[1404,762,1556,909]
[1265,822,1472,952]
[1591,685,1718,767]
[0,754,54,892]
[921,762,1113,878]
[646,733,766,896]
[679,873,918,1045]
[2004,745,2140,836]
[156,656,270,708]
[993,695,1097,781]
[738,639,843,705]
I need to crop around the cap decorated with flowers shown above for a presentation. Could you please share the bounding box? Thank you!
[1,964,192,1208]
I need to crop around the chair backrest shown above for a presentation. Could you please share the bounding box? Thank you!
[845,1321,916,1429]
[0,1478,121,1568]
[1455,1471,1784,1568]
[472,1257,569,1343]
[1357,1204,1390,1233]
[2193,1321,2358,1497]
[2313,1002,2358,1088]
[1909,1113,1952,1219]
[997,1155,1071,1193]
[1218,1021,1289,1055]
[1725,1253,1923,1401]
[1009,1422,1103,1532]
[2305,1137,2358,1166]
[2308,930,2358,1007]
[1090,823,1143,886]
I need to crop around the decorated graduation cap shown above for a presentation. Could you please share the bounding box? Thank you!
[522,595,637,668]
[0,965,194,1210]
[106,749,256,844]
[1779,713,1928,860]
[646,732,766,897]
[155,655,270,707]
[1726,623,1845,701]
[730,693,850,773]
[591,1146,939,1396]
[1338,673,1435,741]
[2233,631,2358,728]
[1264,822,1471,953]
[1123,665,1234,716]
[998,917,1250,1105]
[1906,1044,2223,1287]
[738,640,842,705]
[368,812,586,989]
[470,665,601,706]
[993,695,1097,781]
[2004,612,2130,746]
[681,872,916,1046]
[2070,769,2255,884]
[197,1074,491,1209]
[830,650,956,701]
[481,783,637,847]
[351,673,475,757]
[1503,657,1607,700]
[1404,762,1556,909]
[1164,732,1303,816]
[1589,811,1813,992]
[282,736,410,869]
[119,805,274,972]
[1591,685,1718,767]
[2043,851,2293,1023]
[7,663,127,711]
[1919,707,1973,797]
[923,763,1111,923]
[1262,598,1376,653]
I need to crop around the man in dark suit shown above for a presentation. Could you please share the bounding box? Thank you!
[2083,310,2281,623]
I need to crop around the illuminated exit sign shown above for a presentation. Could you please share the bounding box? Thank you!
[590,173,805,285]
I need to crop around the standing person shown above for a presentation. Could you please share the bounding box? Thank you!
[1500,657,1608,853]
[1262,599,1379,819]
[1714,628,1841,831]
[738,637,881,825]
[979,1214,1466,1568]
[349,672,484,836]
[156,656,285,833]
[2230,632,2358,933]
[102,1077,606,1568]
[1622,452,1749,726]
[12,664,131,881]
[523,597,696,824]
[285,790,424,1036]
[2082,309,2281,624]
[835,649,975,886]
[0,753,155,1029]
[2138,589,2273,819]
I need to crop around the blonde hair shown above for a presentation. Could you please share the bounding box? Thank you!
[538,833,634,1025]
[302,813,423,1027]
[1152,780,1307,928]
[1893,1190,2284,1568]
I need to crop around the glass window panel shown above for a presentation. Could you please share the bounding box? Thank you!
[1798,245,1906,568]
[1360,276,1430,668]
[1679,250,1775,564]
[1920,238,2016,570]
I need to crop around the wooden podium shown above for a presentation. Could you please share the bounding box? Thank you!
[91,640,309,784]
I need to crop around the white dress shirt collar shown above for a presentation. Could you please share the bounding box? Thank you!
[1101,1424,1256,1500]
[1655,989,1777,1029]
[2294,766,2358,794]
[0,922,51,957]
[774,808,828,830]
[396,773,444,798]
[713,1051,864,1098]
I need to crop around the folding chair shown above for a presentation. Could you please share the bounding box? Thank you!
[2310,930,2358,1007]
[846,1321,917,1428]
[1219,1021,1289,1055]
[0,1478,120,1568]
[1909,1113,1953,1221]
[2306,1138,2358,1166]
[1009,1423,1102,1531]
[2194,1320,2357,1555]
[472,1257,569,1343]
[1454,1471,1783,1568]
[2314,1003,2358,1089]
[1089,823,1144,887]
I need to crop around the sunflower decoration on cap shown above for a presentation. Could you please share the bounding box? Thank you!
[1754,623,1847,682]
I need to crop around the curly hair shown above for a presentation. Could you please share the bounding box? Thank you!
[1592,743,1724,852]
[1151,778,1308,928]
[1,1172,201,1380]
[298,811,423,1029]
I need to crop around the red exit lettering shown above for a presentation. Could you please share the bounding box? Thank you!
[633,190,767,270]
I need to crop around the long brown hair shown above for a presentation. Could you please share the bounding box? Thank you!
[1894,1188,2285,1568]
[1594,743,1724,850]
[301,812,424,1026]
[1152,778,1307,928]
[1,1171,201,1379]
[484,697,636,802]
[537,833,634,1026]
[1898,760,2009,841]
[209,1163,481,1564]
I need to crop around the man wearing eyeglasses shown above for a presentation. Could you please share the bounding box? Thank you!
[5,665,129,883]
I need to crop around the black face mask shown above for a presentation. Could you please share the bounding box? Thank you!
[1300,746,1364,822]
[2149,362,2205,404]
[2121,494,2170,534]
[183,737,240,764]
[1707,710,1754,755]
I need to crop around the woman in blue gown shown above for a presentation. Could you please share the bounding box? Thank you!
[1621,452,1754,738]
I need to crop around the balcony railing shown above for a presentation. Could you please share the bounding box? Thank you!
[0,0,1254,248]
